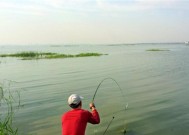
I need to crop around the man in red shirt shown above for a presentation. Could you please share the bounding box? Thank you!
[62,94,100,135]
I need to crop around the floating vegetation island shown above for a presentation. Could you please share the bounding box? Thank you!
[0,52,106,60]
[146,49,170,51]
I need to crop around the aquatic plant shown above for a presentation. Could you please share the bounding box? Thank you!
[44,54,74,59]
[75,53,102,57]
[0,82,21,135]
[146,49,170,51]
[0,52,105,60]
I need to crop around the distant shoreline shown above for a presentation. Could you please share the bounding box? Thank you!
[0,42,185,46]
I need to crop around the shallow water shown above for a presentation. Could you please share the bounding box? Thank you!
[0,44,189,135]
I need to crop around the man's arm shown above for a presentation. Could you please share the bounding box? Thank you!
[88,103,100,124]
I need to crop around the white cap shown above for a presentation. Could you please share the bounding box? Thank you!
[68,94,83,105]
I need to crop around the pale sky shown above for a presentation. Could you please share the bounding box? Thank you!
[0,0,189,45]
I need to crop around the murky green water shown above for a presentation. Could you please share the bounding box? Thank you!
[0,44,189,135]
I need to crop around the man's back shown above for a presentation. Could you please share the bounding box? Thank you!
[62,108,100,135]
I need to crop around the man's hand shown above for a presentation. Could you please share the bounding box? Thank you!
[89,103,96,110]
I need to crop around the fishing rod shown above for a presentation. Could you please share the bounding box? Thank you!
[91,78,128,135]
[92,77,125,103]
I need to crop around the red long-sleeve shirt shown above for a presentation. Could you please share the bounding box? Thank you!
[62,108,100,135]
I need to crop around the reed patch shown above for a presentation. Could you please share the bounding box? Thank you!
[0,52,106,60]
[146,49,170,51]
[0,82,21,135]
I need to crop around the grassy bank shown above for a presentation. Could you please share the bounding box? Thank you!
[0,52,106,60]
[146,49,170,51]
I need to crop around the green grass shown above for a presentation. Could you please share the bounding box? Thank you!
[0,52,105,60]
[0,83,21,135]
[146,49,170,51]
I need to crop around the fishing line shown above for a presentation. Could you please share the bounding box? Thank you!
[92,77,125,103]
[103,103,128,135]
[102,116,114,135]
[91,78,128,135]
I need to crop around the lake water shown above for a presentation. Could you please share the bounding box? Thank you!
[0,43,189,135]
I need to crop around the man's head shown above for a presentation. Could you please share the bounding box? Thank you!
[68,94,83,109]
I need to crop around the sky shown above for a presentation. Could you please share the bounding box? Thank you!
[0,0,189,45]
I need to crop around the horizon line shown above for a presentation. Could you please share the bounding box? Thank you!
[0,42,185,46]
